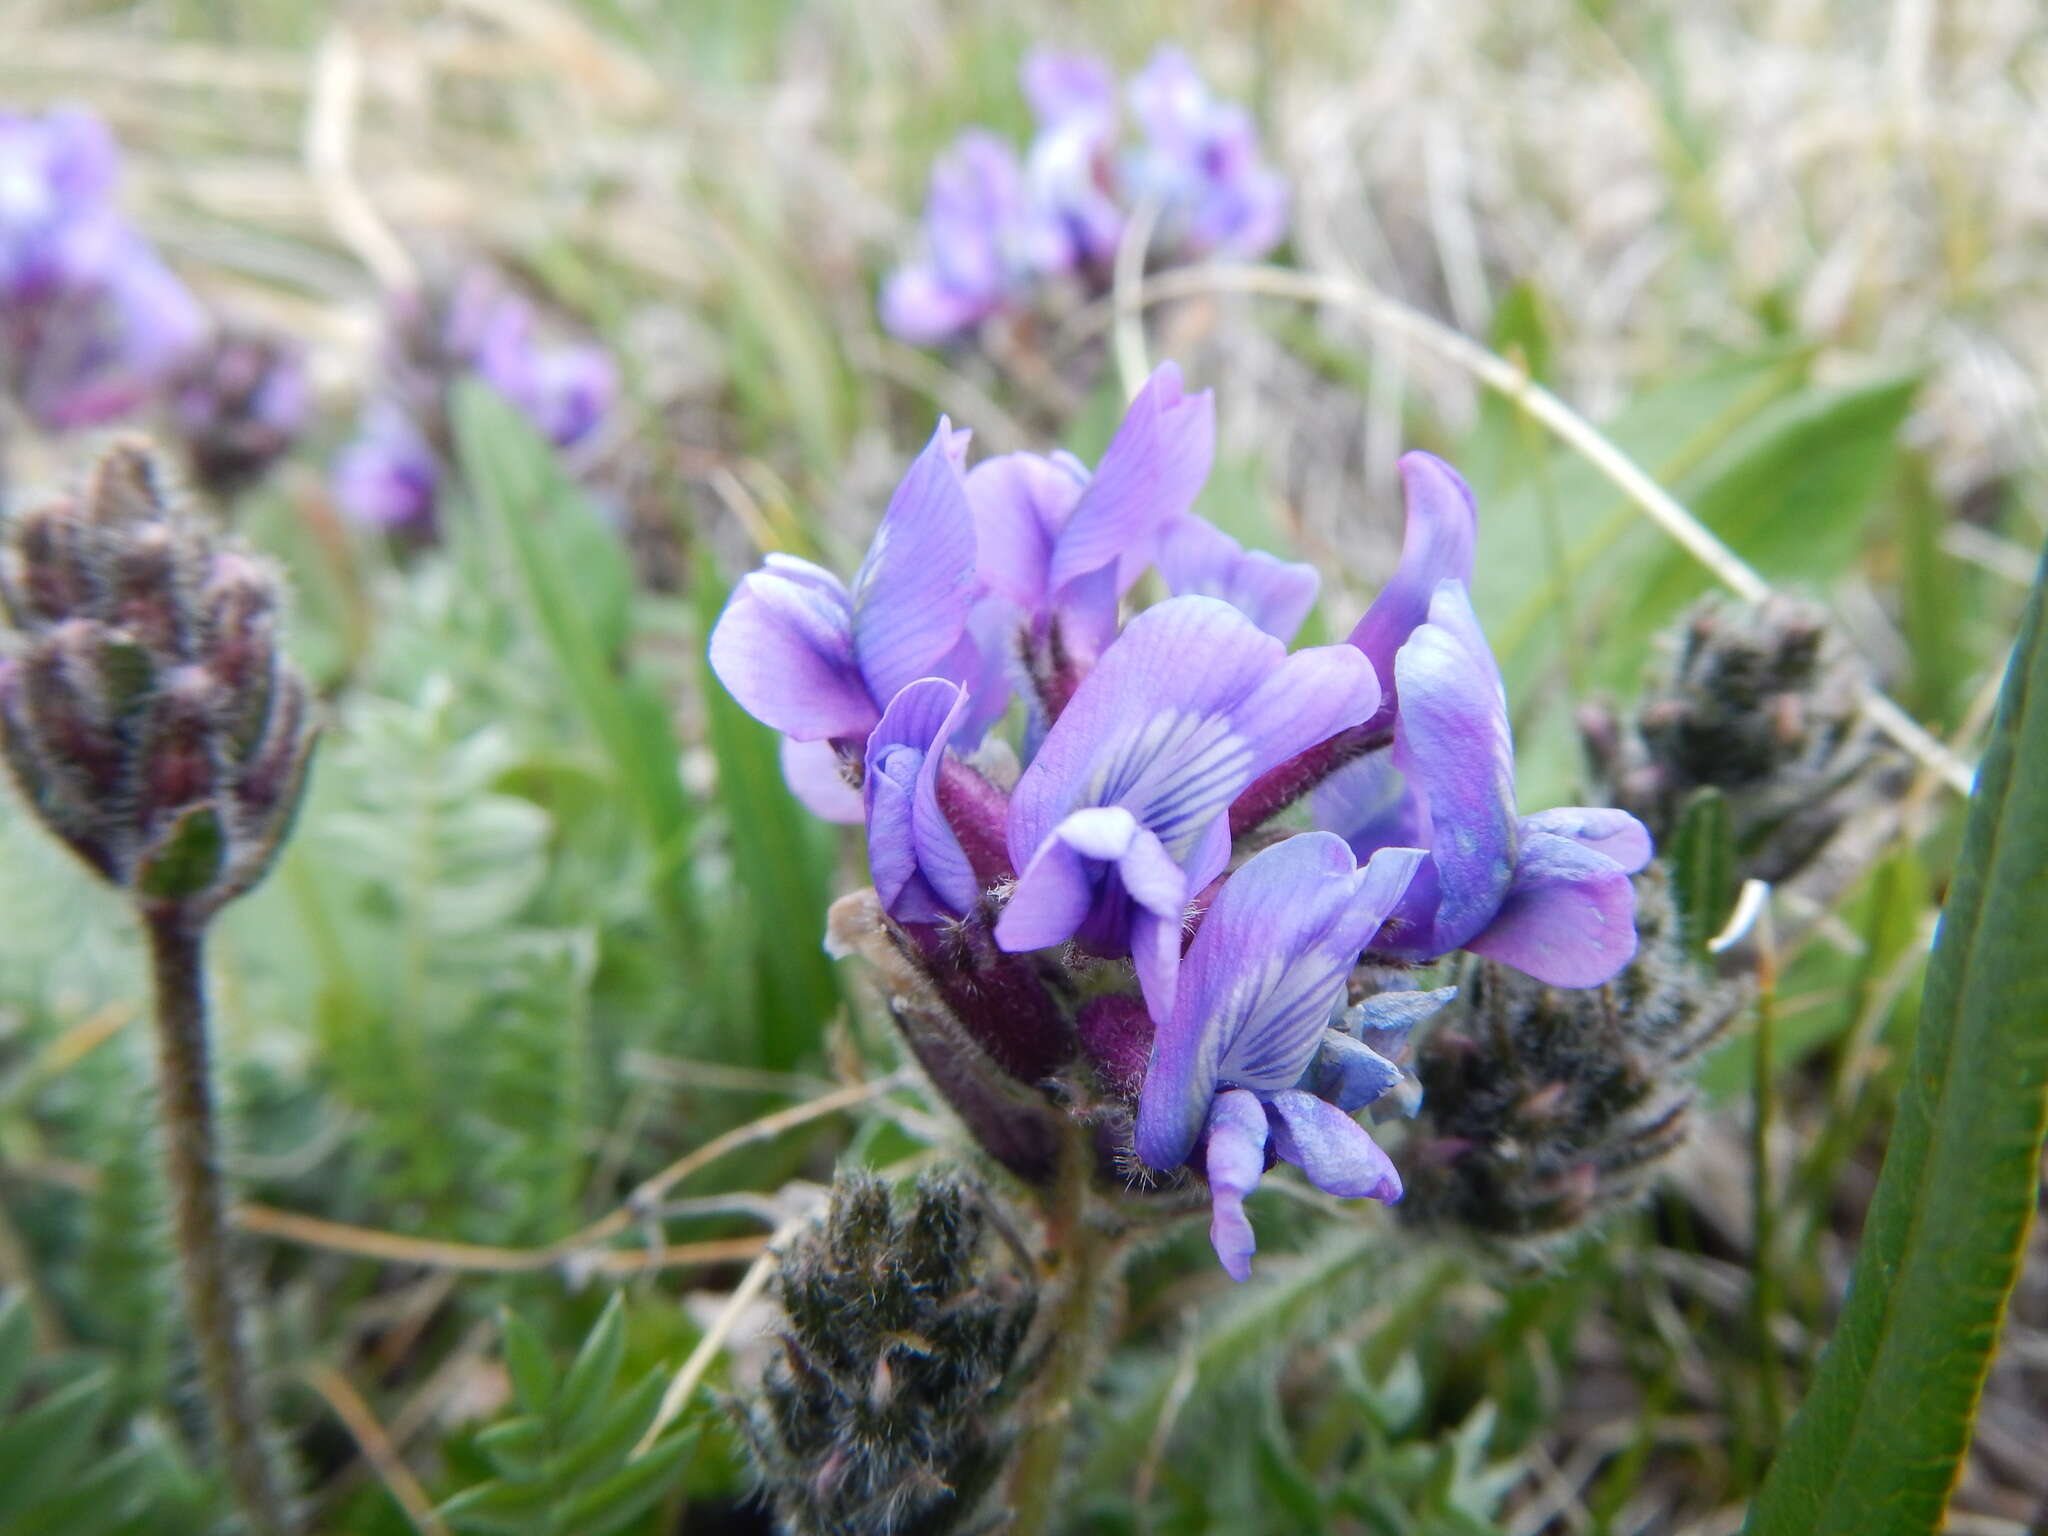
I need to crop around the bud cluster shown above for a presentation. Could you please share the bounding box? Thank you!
[1582,593,1887,883]
[169,329,310,500]
[0,439,314,914]
[1398,871,1744,1245]
[745,1170,1039,1536]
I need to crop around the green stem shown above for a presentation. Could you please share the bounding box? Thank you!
[144,904,296,1536]
[1749,935,1784,1456]
[1005,1128,1117,1536]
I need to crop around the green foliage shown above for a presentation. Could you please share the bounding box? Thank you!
[0,1292,213,1536]
[1746,550,2048,1532]
[438,1295,699,1536]
[1668,787,1737,961]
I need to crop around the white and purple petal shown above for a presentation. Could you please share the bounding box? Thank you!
[1266,1090,1401,1202]
[851,420,979,707]
[708,554,876,742]
[1465,829,1641,987]
[780,735,863,825]
[864,679,980,924]
[1346,453,1479,729]
[1155,514,1320,642]
[1203,1088,1271,1283]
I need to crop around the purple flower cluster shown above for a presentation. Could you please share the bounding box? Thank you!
[709,363,1651,1281]
[332,269,617,531]
[881,47,1288,346]
[0,106,206,430]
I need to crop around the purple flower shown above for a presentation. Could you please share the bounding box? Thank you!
[446,270,615,449]
[1021,50,1124,270]
[967,363,1215,698]
[1317,578,1653,987]
[880,131,1063,345]
[0,107,118,300]
[1125,47,1287,262]
[332,404,440,530]
[0,109,204,430]
[1155,513,1319,643]
[995,595,1380,1018]
[708,420,982,765]
[1134,832,1428,1280]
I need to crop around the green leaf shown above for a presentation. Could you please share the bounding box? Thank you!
[0,1369,113,1517]
[500,1311,557,1418]
[693,556,841,1071]
[134,805,225,902]
[556,1293,626,1436]
[0,1293,32,1406]
[451,382,695,939]
[552,1429,698,1536]
[1745,545,2048,1534]
[1669,787,1737,962]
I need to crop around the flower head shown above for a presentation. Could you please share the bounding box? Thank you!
[1021,50,1125,271]
[1125,47,1288,261]
[0,109,204,430]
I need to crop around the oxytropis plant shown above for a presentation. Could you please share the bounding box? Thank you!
[0,440,315,1536]
[709,362,1656,1532]
[881,48,1287,346]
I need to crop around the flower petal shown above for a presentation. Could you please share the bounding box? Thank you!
[1519,806,1654,873]
[851,420,979,707]
[1466,829,1641,987]
[1155,513,1320,642]
[1388,579,1516,951]
[1347,453,1479,729]
[964,451,1083,613]
[1047,363,1215,597]
[878,263,989,345]
[1309,1031,1406,1112]
[708,554,876,741]
[1267,1090,1402,1202]
[994,805,1185,964]
[1203,1089,1270,1282]
[780,735,862,824]
[864,679,980,923]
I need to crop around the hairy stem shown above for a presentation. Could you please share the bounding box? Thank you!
[1005,1124,1118,1536]
[144,904,296,1536]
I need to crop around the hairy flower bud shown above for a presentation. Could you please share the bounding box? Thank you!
[170,329,309,499]
[1584,594,1888,884]
[0,437,315,915]
[1398,870,1744,1247]
[744,1169,1038,1536]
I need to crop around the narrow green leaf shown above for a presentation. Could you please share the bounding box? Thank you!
[451,382,695,938]
[0,1368,112,1515]
[553,1428,697,1535]
[474,1417,547,1482]
[0,1293,32,1405]
[1669,787,1737,962]
[693,557,840,1070]
[556,1293,627,1437]
[1745,545,2048,1533]
[499,1310,556,1418]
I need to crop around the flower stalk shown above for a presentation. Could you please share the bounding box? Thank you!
[145,903,296,1536]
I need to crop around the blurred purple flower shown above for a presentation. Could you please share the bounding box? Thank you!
[881,131,1064,345]
[1125,47,1287,261]
[1021,50,1125,271]
[1316,579,1653,987]
[1134,832,1425,1280]
[1155,512,1319,643]
[967,362,1214,700]
[331,404,440,530]
[449,270,615,449]
[995,595,1380,1018]
[0,107,204,429]
[708,421,984,807]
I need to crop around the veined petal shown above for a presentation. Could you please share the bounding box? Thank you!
[1390,579,1516,951]
[1156,513,1320,642]
[707,555,876,741]
[1267,1090,1401,1202]
[1519,806,1654,873]
[1136,836,1421,1170]
[1047,363,1214,597]
[1347,453,1478,728]
[780,735,863,824]
[1203,1089,1270,1283]
[864,679,979,923]
[1309,1031,1406,1113]
[1342,984,1458,1058]
[852,420,979,706]
[1466,829,1641,987]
